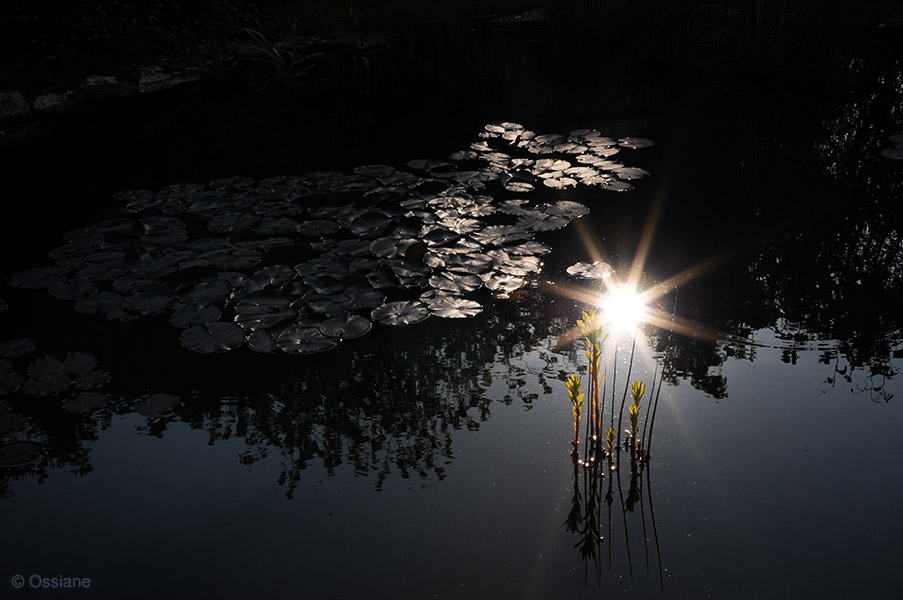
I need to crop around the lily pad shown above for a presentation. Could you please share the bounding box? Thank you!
[426,296,483,319]
[179,322,246,353]
[371,300,430,326]
[566,261,614,279]
[618,137,656,149]
[320,313,372,339]
[170,303,222,328]
[429,272,483,294]
[275,324,339,354]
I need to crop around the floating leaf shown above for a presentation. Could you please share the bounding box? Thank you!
[247,330,277,353]
[483,273,526,293]
[426,296,483,319]
[618,137,656,149]
[320,313,372,339]
[470,225,532,246]
[371,300,430,326]
[179,322,245,353]
[170,303,222,329]
[429,272,483,294]
[566,261,614,279]
[275,324,338,354]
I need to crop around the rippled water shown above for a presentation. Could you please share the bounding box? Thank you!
[2,55,903,597]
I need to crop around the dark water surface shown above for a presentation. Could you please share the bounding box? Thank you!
[2,53,903,598]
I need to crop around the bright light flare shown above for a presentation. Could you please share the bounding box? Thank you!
[597,283,648,333]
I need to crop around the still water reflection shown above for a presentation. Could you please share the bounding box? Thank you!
[2,60,903,598]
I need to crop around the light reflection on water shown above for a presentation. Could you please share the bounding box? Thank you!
[2,318,901,598]
[3,56,903,597]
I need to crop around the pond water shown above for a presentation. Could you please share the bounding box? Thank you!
[2,53,903,598]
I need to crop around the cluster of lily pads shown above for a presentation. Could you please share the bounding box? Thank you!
[6,122,653,355]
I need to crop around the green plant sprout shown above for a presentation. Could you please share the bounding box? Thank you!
[566,311,655,471]
[566,374,584,457]
[627,380,645,461]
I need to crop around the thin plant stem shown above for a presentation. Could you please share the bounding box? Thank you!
[641,358,658,451]
[616,328,639,451]
[645,351,667,457]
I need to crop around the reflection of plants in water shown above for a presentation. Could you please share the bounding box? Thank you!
[240,22,326,92]
[561,308,667,582]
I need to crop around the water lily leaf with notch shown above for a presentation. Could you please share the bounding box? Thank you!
[0,338,37,358]
[275,324,338,354]
[343,286,386,310]
[498,199,535,217]
[542,177,578,190]
[566,261,614,279]
[426,296,483,319]
[613,166,650,180]
[542,201,590,219]
[179,322,246,353]
[421,227,460,247]
[438,217,482,235]
[235,308,298,332]
[600,180,633,192]
[618,137,656,149]
[429,272,483,294]
[503,181,534,192]
[517,213,571,232]
[247,330,277,353]
[305,295,346,317]
[483,273,526,293]
[443,253,495,275]
[0,441,44,467]
[176,279,233,305]
[320,313,372,339]
[507,241,551,256]
[234,291,291,315]
[470,225,532,247]
[73,291,134,321]
[369,237,405,259]
[348,212,395,236]
[371,300,430,326]
[122,287,176,316]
